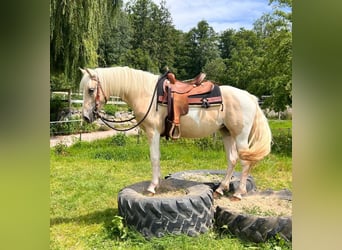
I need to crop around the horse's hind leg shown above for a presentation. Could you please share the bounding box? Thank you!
[215,130,239,197]
[232,131,255,199]
[232,159,253,200]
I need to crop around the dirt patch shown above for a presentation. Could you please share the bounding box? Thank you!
[214,194,292,217]
[143,183,188,197]
[151,189,187,198]
[179,172,239,183]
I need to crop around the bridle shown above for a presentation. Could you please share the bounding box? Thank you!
[84,68,108,116]
[84,69,166,132]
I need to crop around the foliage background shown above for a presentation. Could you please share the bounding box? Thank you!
[50,0,292,113]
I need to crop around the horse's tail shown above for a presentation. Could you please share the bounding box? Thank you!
[239,97,272,162]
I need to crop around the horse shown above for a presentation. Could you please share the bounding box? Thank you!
[80,66,272,199]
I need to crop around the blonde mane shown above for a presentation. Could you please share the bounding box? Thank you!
[95,67,159,98]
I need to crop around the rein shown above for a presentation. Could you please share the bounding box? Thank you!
[91,71,168,132]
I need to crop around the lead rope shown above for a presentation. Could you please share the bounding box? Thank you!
[97,73,167,132]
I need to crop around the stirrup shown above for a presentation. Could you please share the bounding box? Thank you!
[169,123,181,139]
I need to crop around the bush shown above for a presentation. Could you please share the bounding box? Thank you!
[106,216,128,241]
[194,136,223,151]
[103,104,118,116]
[50,116,99,136]
[110,133,127,146]
[54,142,69,156]
[271,129,292,156]
[50,96,68,121]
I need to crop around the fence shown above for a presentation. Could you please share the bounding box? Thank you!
[50,91,127,135]
[50,119,84,136]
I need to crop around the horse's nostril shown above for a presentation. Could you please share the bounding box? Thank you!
[83,116,91,123]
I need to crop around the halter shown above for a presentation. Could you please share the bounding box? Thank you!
[85,68,108,116]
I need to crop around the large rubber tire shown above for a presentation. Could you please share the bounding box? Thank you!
[167,170,257,193]
[214,189,292,243]
[118,178,214,238]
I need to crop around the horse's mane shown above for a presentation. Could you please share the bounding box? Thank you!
[95,67,159,98]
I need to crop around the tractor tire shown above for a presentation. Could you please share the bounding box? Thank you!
[167,170,257,193]
[118,178,214,238]
[214,189,292,242]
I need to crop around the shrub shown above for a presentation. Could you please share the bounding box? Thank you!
[54,142,69,156]
[194,134,223,151]
[271,129,292,156]
[103,104,118,116]
[110,133,127,146]
[106,216,128,241]
[50,116,99,136]
[50,96,68,121]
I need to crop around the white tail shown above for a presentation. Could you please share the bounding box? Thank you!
[239,101,272,162]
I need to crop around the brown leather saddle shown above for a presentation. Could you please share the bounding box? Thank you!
[157,71,222,139]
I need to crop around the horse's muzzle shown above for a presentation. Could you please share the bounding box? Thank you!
[83,114,92,123]
[83,111,95,123]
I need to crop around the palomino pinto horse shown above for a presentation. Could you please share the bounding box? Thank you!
[80,66,272,199]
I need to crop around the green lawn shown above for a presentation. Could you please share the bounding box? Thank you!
[50,120,292,249]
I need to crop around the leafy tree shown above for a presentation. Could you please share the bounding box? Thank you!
[125,0,175,73]
[202,58,228,84]
[50,0,110,90]
[179,20,220,78]
[172,30,192,78]
[223,29,261,89]
[219,29,236,59]
[150,0,175,71]
[253,0,292,112]
[98,0,132,67]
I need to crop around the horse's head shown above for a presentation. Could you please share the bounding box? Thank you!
[79,68,108,123]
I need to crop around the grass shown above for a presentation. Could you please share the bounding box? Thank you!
[50,120,292,249]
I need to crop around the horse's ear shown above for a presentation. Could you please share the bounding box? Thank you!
[79,68,87,75]
[85,68,95,77]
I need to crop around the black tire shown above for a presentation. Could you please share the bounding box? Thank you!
[167,170,257,193]
[118,178,214,238]
[214,189,292,243]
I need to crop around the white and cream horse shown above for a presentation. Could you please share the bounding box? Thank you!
[80,66,272,199]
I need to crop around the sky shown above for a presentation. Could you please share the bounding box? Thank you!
[124,0,277,33]
[162,0,273,32]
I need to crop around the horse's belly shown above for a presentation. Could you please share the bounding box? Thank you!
[179,106,224,138]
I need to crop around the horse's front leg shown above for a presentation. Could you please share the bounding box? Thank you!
[146,131,161,194]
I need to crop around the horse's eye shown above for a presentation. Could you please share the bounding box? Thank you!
[88,87,95,95]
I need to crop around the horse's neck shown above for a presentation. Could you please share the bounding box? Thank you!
[104,68,158,112]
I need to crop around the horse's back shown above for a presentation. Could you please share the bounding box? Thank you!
[220,85,258,115]
[220,85,258,105]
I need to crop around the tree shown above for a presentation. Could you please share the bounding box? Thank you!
[219,29,236,60]
[50,0,110,90]
[98,0,132,67]
[222,29,261,89]
[253,0,292,112]
[180,20,220,78]
[203,58,228,84]
[125,0,175,73]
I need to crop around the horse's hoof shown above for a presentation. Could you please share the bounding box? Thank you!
[145,191,155,197]
[146,187,156,195]
[213,190,223,199]
[230,193,242,201]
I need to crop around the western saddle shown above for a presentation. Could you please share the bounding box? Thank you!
[157,71,222,140]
